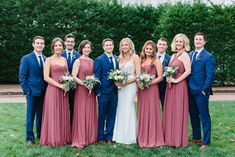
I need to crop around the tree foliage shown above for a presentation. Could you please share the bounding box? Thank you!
[0,0,234,85]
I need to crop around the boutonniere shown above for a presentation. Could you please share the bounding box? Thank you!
[116,58,120,63]
[72,54,76,59]
[163,58,168,64]
[196,55,201,61]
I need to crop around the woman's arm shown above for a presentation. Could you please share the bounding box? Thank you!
[72,59,84,86]
[150,59,163,85]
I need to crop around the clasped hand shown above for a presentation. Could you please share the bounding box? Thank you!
[166,77,178,84]
[115,82,124,87]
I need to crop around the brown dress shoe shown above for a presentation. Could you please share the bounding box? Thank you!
[107,140,112,144]
[27,141,35,146]
[192,139,202,144]
[199,144,207,151]
[95,141,101,144]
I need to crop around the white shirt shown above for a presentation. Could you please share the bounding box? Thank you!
[66,49,74,60]
[34,51,44,67]
[105,52,116,69]
[157,52,166,64]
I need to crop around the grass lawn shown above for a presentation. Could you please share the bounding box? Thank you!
[0,101,235,157]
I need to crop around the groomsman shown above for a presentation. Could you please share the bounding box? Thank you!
[156,38,171,109]
[19,36,47,146]
[62,33,80,126]
[188,32,216,150]
[94,38,118,144]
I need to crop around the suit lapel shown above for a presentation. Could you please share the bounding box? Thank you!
[194,50,205,65]
[31,52,41,69]
[71,50,77,65]
[114,55,119,69]
[42,54,46,61]
[189,51,194,62]
[103,53,113,69]
[163,55,169,66]
[61,50,67,58]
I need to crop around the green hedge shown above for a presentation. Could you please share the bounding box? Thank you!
[0,0,234,85]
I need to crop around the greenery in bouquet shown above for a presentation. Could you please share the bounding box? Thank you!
[59,72,77,95]
[82,75,100,89]
[136,71,154,89]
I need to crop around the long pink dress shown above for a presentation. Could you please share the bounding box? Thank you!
[137,64,164,148]
[163,54,188,147]
[40,64,71,146]
[71,58,98,148]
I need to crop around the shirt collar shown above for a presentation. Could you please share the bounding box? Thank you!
[105,52,113,58]
[34,51,42,58]
[157,52,166,58]
[66,49,73,55]
[195,48,204,55]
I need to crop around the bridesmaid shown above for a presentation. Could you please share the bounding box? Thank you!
[40,38,71,146]
[137,40,164,148]
[71,40,98,148]
[112,38,140,144]
[162,33,191,147]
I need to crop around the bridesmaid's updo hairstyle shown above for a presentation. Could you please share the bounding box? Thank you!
[171,33,190,52]
[51,37,64,52]
[119,37,136,63]
[78,40,92,55]
[140,40,156,65]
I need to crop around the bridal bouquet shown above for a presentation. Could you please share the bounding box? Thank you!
[59,72,77,96]
[82,75,100,90]
[163,65,178,88]
[136,71,154,89]
[108,69,128,83]
[108,69,129,89]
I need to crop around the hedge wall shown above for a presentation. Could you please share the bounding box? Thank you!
[0,0,234,85]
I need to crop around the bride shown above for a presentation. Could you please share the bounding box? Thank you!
[112,38,140,144]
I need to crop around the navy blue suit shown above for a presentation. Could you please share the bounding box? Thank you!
[19,51,46,142]
[94,53,118,141]
[158,53,171,109]
[188,49,215,145]
[61,50,80,125]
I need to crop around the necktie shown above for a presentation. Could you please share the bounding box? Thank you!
[38,56,43,73]
[109,56,114,69]
[158,55,161,59]
[39,56,43,68]
[68,52,71,65]
[192,51,198,65]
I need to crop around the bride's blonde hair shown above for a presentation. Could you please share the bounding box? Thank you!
[119,38,135,63]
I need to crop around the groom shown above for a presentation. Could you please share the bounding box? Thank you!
[94,38,118,144]
[188,32,215,150]
[19,36,47,146]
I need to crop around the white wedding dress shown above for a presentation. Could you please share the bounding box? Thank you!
[112,60,137,144]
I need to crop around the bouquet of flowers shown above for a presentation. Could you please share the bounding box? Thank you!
[59,72,77,96]
[163,65,178,87]
[108,69,129,89]
[136,71,154,89]
[82,75,100,90]
[163,65,178,77]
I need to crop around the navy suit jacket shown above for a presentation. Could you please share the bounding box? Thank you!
[188,49,216,95]
[158,53,171,91]
[61,50,80,73]
[94,53,119,96]
[19,52,46,96]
